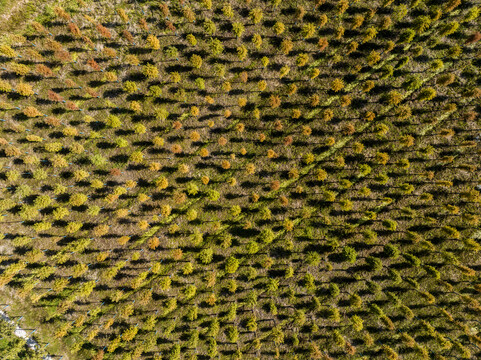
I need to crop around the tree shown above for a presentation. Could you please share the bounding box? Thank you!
[169,344,181,360]
[366,256,383,271]
[273,21,285,35]
[383,244,400,258]
[328,283,340,298]
[130,150,144,163]
[237,45,248,61]
[199,248,213,264]
[245,315,258,331]
[331,78,344,92]
[142,63,158,78]
[413,16,431,34]
[225,256,239,273]
[342,246,357,263]
[122,326,138,341]
[301,23,316,39]
[0,44,16,57]
[16,83,34,96]
[96,23,112,39]
[204,19,216,35]
[337,0,349,15]
[190,54,202,69]
[208,38,224,55]
[252,33,262,49]
[225,326,238,343]
[123,81,138,93]
[250,8,263,24]
[280,39,293,54]
[418,88,436,101]
[222,4,234,17]
[382,219,397,231]
[382,345,399,360]
[296,53,309,67]
[206,338,218,358]
[362,27,377,43]
[184,284,197,299]
[232,22,245,37]
[146,34,160,49]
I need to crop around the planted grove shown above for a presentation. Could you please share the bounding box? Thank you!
[0,0,480,359]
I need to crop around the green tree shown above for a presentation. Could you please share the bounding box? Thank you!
[199,248,213,264]
[232,22,245,37]
[225,256,239,274]
[342,246,357,263]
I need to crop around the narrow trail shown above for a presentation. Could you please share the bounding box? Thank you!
[0,308,52,359]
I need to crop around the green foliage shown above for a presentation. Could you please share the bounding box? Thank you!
[142,63,158,79]
[0,320,42,360]
[342,246,357,263]
[225,256,239,274]
[0,2,479,359]
[366,256,383,271]
[199,248,213,264]
[123,81,138,93]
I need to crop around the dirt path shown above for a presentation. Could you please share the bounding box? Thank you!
[0,309,52,359]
